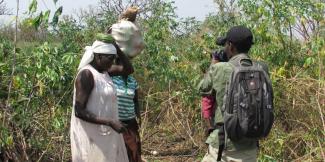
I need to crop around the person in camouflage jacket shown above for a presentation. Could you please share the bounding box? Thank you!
[200,26,269,162]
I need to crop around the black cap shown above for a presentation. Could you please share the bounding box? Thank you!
[216,26,254,46]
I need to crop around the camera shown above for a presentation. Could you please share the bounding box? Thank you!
[212,49,228,62]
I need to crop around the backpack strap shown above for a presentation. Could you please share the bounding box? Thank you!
[216,58,252,160]
[217,58,253,161]
[228,54,250,66]
[217,124,225,161]
[239,58,253,66]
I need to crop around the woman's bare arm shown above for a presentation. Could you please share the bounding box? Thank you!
[74,69,126,133]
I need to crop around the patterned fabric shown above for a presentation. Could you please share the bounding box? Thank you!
[198,61,233,125]
[112,75,138,121]
[201,95,216,119]
[122,119,142,162]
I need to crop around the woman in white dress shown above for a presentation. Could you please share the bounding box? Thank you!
[71,38,134,162]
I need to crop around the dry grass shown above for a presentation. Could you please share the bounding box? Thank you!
[1,64,324,162]
[260,75,325,161]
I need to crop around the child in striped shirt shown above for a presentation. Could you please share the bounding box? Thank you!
[112,75,142,162]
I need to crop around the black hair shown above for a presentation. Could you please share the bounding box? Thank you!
[233,42,252,53]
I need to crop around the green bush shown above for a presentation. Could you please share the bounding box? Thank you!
[0,0,324,161]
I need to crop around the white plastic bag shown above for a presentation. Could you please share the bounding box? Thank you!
[111,20,145,58]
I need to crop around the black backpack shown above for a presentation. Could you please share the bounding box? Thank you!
[216,58,274,161]
[222,58,274,141]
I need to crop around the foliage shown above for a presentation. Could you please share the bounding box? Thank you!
[0,0,11,15]
[0,0,324,161]
[28,0,63,29]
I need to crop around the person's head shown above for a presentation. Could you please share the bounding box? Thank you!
[92,52,116,71]
[78,40,117,71]
[91,40,117,71]
[216,26,254,59]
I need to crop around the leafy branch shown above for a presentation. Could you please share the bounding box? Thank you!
[0,0,11,15]
[28,0,63,29]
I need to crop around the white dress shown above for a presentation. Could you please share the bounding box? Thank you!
[70,65,129,162]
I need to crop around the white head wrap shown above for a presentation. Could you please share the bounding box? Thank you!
[78,40,117,70]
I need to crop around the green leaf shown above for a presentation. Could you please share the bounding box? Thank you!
[43,10,51,24]
[53,0,58,5]
[62,53,75,64]
[6,135,13,146]
[28,0,38,14]
[51,6,63,26]
[33,12,43,29]
[304,57,314,67]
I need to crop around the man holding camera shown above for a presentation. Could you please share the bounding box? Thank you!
[199,26,271,162]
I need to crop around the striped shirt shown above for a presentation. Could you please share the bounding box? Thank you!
[112,75,138,121]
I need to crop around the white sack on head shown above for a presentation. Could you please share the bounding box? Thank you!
[111,20,145,58]
[78,40,117,70]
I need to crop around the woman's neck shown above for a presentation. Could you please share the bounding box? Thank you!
[90,62,104,73]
